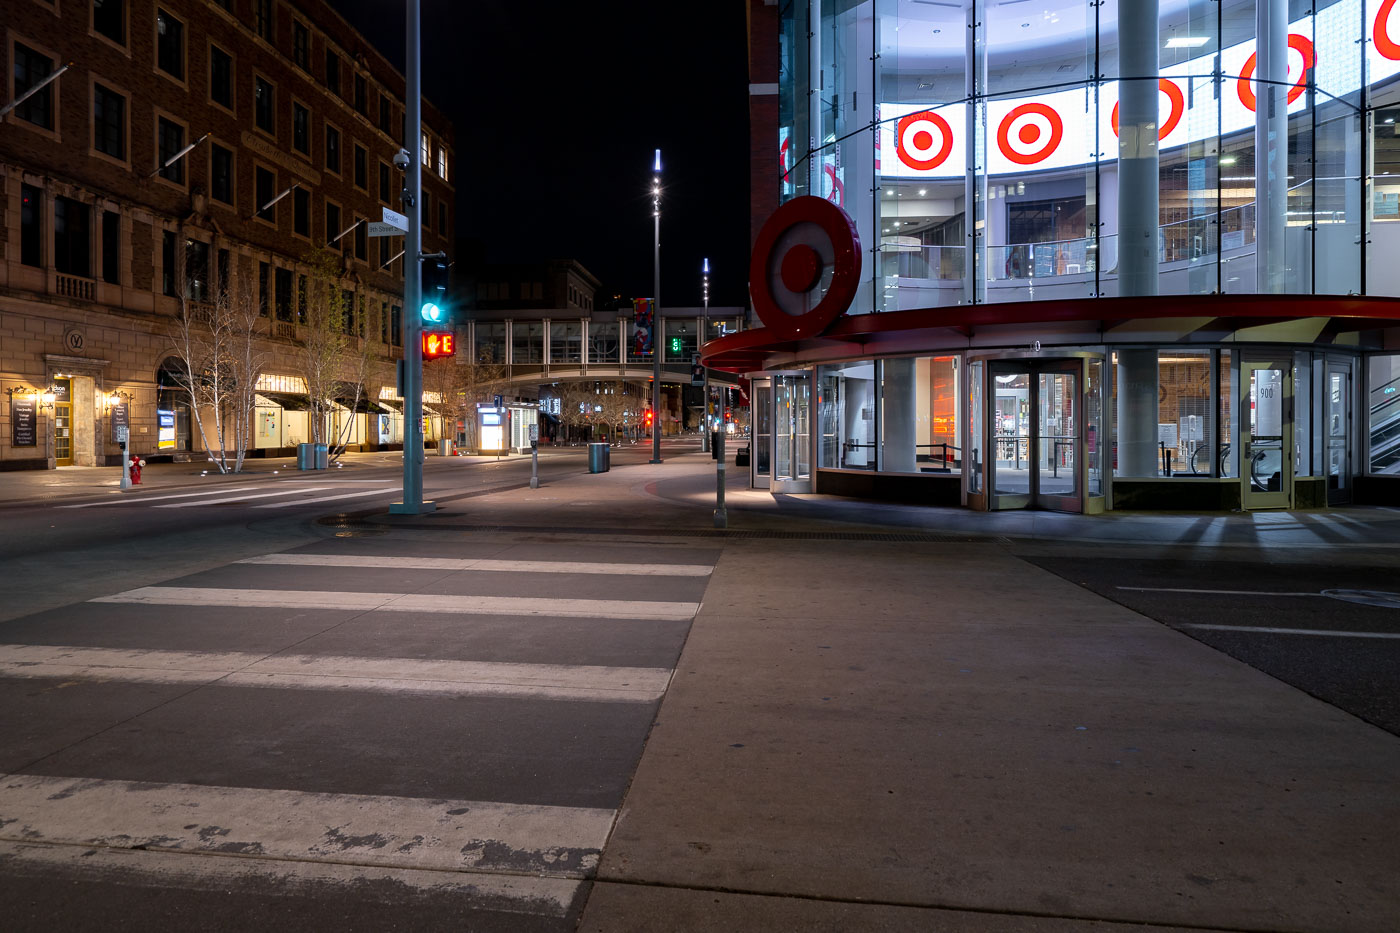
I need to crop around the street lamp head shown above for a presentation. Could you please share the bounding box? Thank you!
[653,148,662,173]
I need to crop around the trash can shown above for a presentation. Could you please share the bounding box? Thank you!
[439,438,454,456]
[588,441,610,473]
[314,443,329,470]
[297,442,317,470]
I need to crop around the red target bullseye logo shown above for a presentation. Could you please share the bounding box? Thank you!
[1237,34,1315,111]
[1110,79,1186,140]
[996,103,1063,165]
[896,110,953,171]
[1378,0,1400,61]
[749,196,862,341]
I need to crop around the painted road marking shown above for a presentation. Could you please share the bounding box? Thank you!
[0,841,584,918]
[92,586,700,621]
[238,553,715,576]
[156,487,332,508]
[252,486,401,508]
[57,486,264,508]
[1181,624,1400,640]
[0,773,614,880]
[1117,586,1322,597]
[0,644,671,702]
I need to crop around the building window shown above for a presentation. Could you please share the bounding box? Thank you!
[354,74,366,114]
[292,21,309,70]
[162,230,177,296]
[157,117,186,184]
[255,0,273,42]
[379,97,392,135]
[325,125,340,173]
[379,162,391,202]
[185,239,209,301]
[275,267,293,321]
[391,305,402,347]
[102,210,120,284]
[341,290,355,335]
[210,143,233,204]
[379,235,391,269]
[292,102,309,154]
[258,261,268,315]
[421,132,431,168]
[437,200,447,235]
[93,83,126,160]
[380,301,389,343]
[255,166,275,222]
[54,197,92,278]
[354,143,367,189]
[156,9,184,81]
[421,191,431,229]
[13,43,56,129]
[297,274,308,323]
[293,187,310,237]
[324,49,340,95]
[20,185,42,267]
[209,45,233,109]
[325,202,341,248]
[354,218,367,261]
[93,0,126,46]
[216,247,229,295]
[254,77,274,133]
[437,149,447,181]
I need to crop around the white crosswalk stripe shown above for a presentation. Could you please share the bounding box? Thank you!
[56,482,399,510]
[0,540,715,924]
[252,485,401,508]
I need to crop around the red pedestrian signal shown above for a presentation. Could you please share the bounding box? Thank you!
[644,408,654,428]
[422,331,455,359]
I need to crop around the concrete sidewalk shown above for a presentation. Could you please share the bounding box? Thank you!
[389,454,1400,932]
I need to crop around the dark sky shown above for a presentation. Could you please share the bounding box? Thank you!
[327,0,752,309]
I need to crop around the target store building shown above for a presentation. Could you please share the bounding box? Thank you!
[708,0,1400,512]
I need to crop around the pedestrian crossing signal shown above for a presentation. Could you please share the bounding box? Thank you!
[422,331,455,359]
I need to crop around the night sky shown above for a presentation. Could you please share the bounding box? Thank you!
[326,0,752,309]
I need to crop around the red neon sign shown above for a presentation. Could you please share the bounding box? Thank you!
[422,332,455,359]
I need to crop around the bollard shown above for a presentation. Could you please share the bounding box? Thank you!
[714,430,727,528]
[120,435,131,490]
[530,440,539,489]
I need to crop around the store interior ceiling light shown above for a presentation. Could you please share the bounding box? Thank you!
[1166,37,1211,48]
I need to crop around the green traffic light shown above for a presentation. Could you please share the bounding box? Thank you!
[421,302,444,324]
[670,337,682,353]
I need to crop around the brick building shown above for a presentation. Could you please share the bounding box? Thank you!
[1,0,454,468]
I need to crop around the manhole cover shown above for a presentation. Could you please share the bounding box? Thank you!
[1321,589,1400,609]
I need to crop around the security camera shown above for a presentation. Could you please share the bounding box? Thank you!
[393,149,410,171]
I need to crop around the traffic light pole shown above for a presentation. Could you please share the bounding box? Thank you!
[391,0,433,515]
[650,151,662,464]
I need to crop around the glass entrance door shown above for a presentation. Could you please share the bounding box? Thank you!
[773,373,811,493]
[53,378,73,466]
[1325,358,1352,504]
[988,361,1081,512]
[1241,359,1292,509]
[751,377,772,489]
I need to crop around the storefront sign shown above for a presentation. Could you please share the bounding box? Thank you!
[110,401,129,443]
[11,398,37,447]
[157,409,176,449]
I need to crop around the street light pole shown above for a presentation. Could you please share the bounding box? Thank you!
[701,257,710,451]
[391,0,433,514]
[650,149,663,464]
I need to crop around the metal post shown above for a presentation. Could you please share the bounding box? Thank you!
[714,428,727,528]
[391,0,433,514]
[701,257,710,453]
[651,150,663,464]
[530,439,539,489]
[120,433,131,490]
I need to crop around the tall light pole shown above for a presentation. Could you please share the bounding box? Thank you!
[701,257,710,449]
[650,149,663,464]
[390,0,433,514]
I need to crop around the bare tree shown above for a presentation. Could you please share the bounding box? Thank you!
[446,346,509,453]
[168,269,268,473]
[296,249,369,461]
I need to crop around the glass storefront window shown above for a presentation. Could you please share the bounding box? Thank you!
[967,360,983,494]
[1158,351,1214,476]
[816,361,876,470]
[588,322,619,363]
[549,322,581,364]
[475,323,505,365]
[1368,354,1400,473]
[511,322,542,365]
[1086,359,1103,497]
[1220,349,1236,478]
[878,356,958,473]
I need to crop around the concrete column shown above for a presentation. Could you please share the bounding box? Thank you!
[1117,0,1159,297]
[1117,349,1160,476]
[1256,0,1288,293]
[880,358,918,473]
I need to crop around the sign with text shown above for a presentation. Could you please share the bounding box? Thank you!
[11,398,37,447]
[422,331,455,359]
[367,222,401,238]
[110,401,129,443]
[381,207,408,231]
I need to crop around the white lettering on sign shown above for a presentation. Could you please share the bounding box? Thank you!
[381,207,409,231]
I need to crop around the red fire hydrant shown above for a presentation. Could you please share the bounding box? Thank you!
[129,455,144,485]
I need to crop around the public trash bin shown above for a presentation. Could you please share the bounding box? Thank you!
[314,443,329,470]
[439,438,454,456]
[588,441,610,473]
[297,442,317,470]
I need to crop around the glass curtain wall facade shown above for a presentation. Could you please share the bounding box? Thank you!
[778,0,1400,308]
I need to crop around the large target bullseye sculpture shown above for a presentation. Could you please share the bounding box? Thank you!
[749,196,862,341]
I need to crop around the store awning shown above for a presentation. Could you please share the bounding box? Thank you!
[256,392,310,411]
[377,399,404,413]
[335,396,380,413]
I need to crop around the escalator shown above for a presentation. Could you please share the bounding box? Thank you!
[1369,375,1400,473]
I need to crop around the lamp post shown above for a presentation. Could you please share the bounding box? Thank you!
[650,149,663,464]
[701,258,710,451]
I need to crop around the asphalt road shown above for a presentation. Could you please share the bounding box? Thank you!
[1023,551,1400,736]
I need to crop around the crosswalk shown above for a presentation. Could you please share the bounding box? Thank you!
[0,535,717,928]
[56,478,402,510]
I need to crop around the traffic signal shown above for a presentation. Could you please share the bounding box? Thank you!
[669,336,682,354]
[421,259,449,324]
[422,331,455,359]
[644,408,654,430]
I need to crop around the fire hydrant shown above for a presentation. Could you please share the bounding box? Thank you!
[129,455,144,485]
